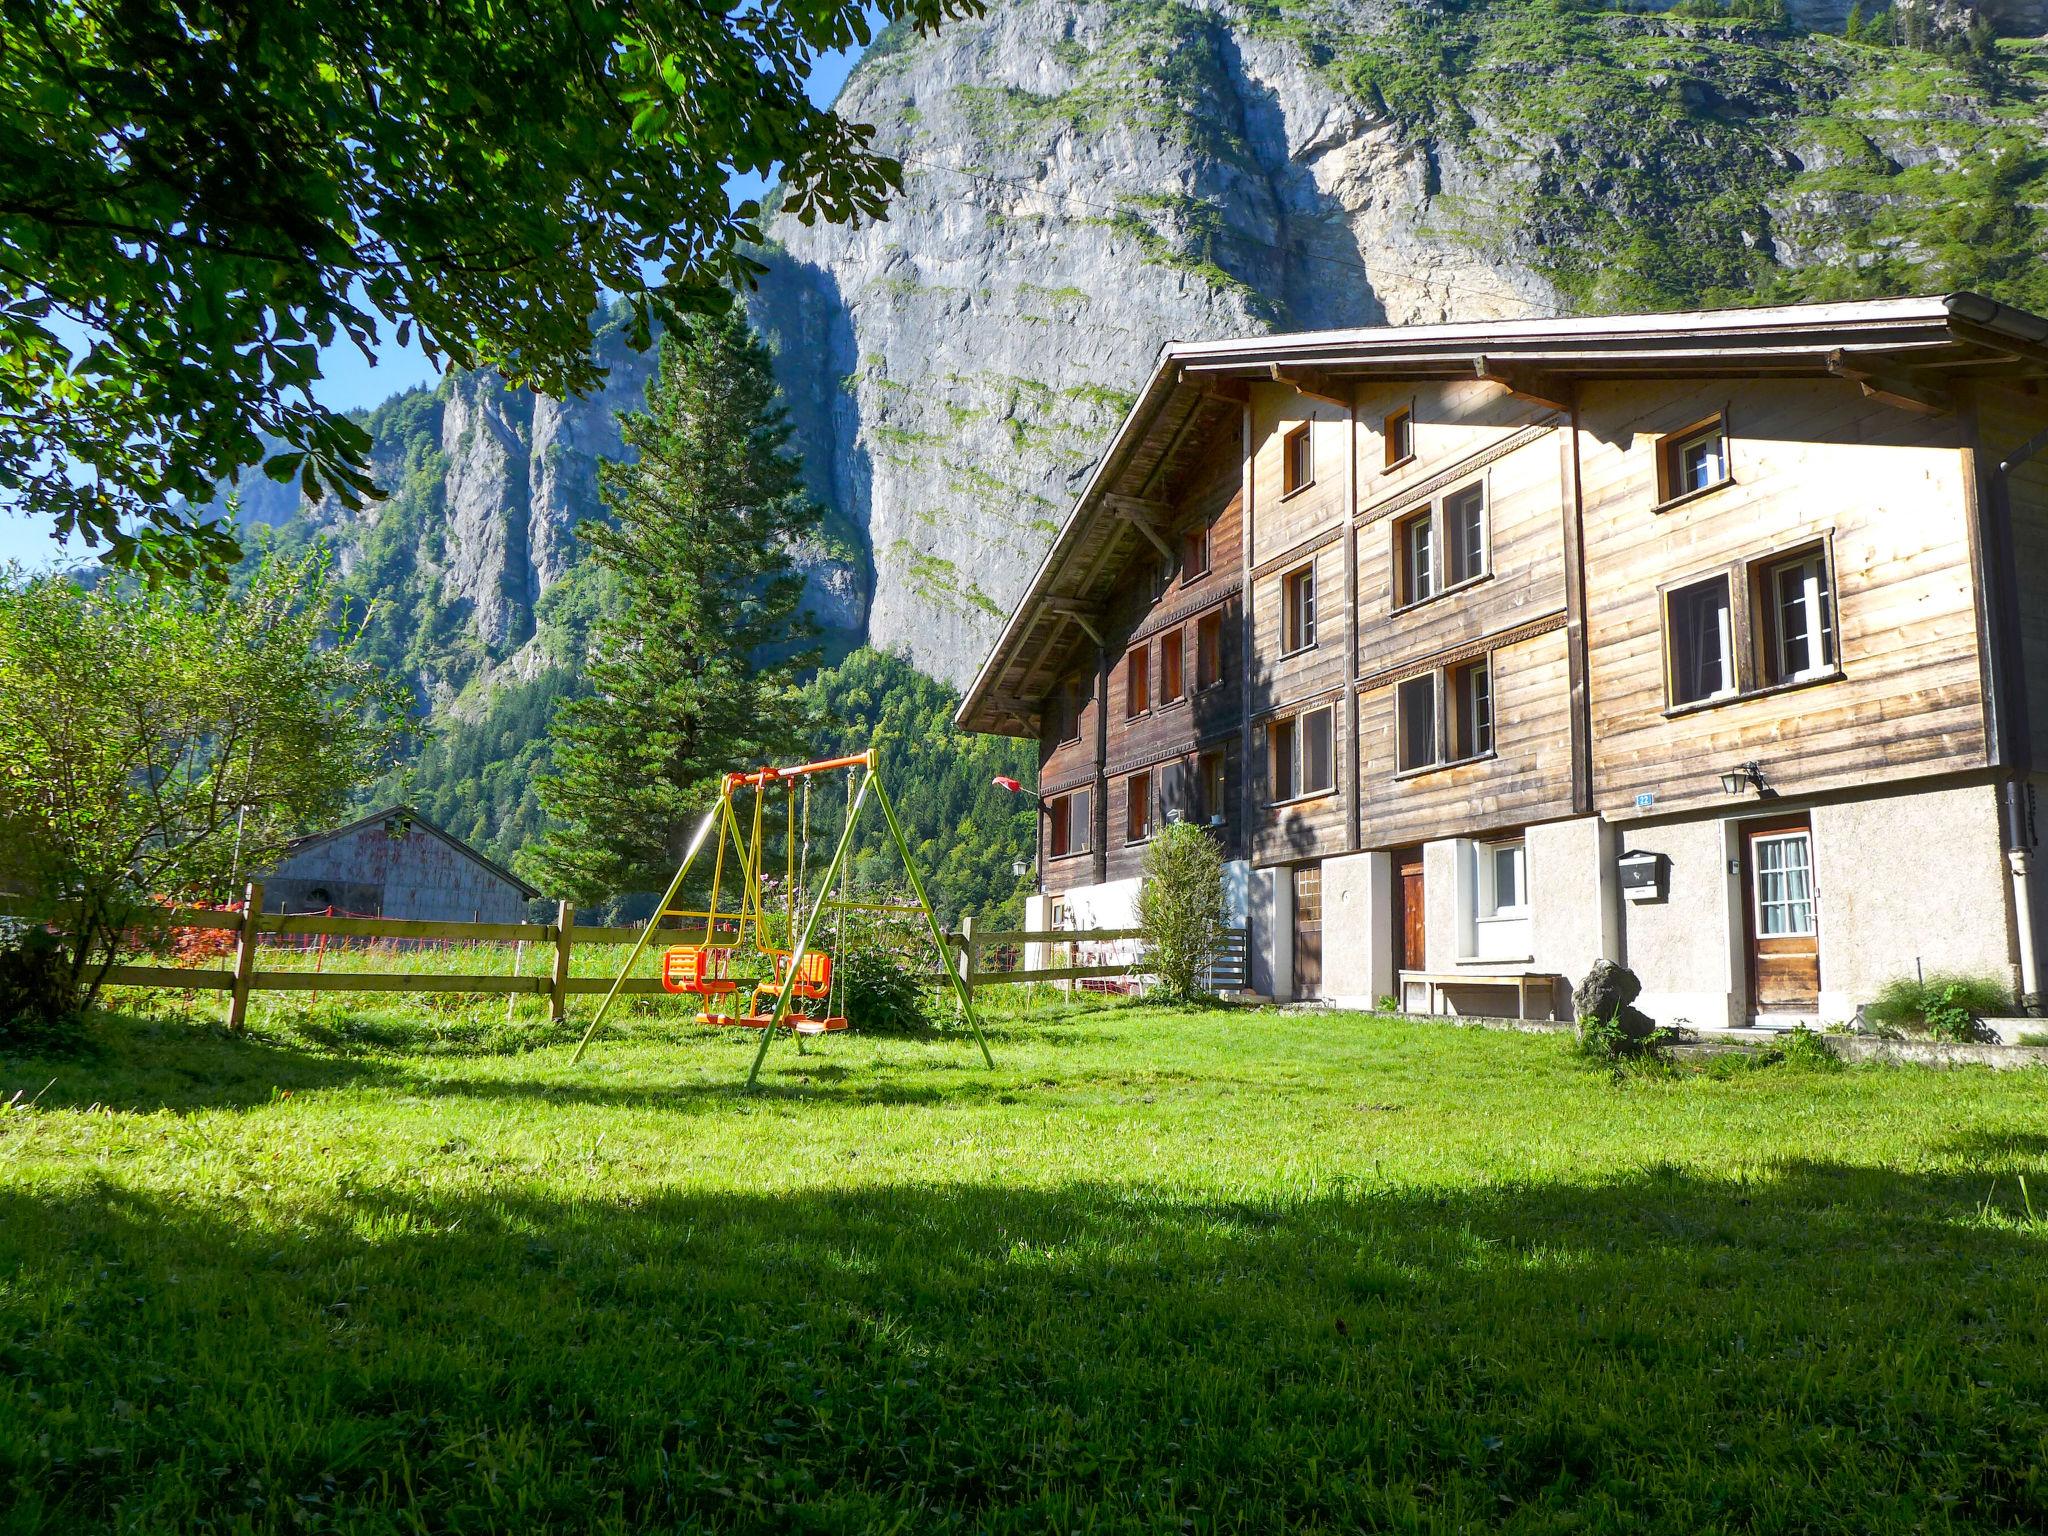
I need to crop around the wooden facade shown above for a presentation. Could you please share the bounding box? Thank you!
[960,297,2048,963]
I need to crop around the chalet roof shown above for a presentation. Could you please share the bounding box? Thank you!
[274,804,542,899]
[956,292,2048,738]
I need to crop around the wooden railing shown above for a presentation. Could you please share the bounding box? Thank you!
[79,881,678,1031]
[19,883,1253,1030]
[946,919,1250,998]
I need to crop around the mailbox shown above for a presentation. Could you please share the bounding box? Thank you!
[1617,849,1667,903]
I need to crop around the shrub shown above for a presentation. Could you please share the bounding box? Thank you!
[1136,822,1228,1004]
[1864,971,2008,1041]
[1773,1024,1844,1072]
[1575,1011,1662,1064]
[0,930,85,1051]
[823,905,937,1035]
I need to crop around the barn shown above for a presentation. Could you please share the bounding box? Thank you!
[258,806,540,924]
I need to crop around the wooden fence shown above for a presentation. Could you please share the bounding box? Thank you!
[948,919,1250,999]
[34,882,1252,1029]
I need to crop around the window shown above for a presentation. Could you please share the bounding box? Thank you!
[1049,789,1090,857]
[1449,657,1492,760]
[1444,485,1486,585]
[1057,680,1083,744]
[1158,627,1185,704]
[1283,564,1316,653]
[1659,420,1729,502]
[1667,575,1734,706]
[1149,558,1170,602]
[1396,673,1438,773]
[1384,406,1413,469]
[1282,422,1313,495]
[1479,839,1527,919]
[1761,548,1835,684]
[1394,481,1487,608]
[1198,750,1226,826]
[1399,655,1494,772]
[1753,830,1816,936]
[1397,510,1434,606]
[1269,704,1335,801]
[1125,770,1153,844]
[1196,610,1223,689]
[1125,646,1150,717]
[1183,523,1211,579]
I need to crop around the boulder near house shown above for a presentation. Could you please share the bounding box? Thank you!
[956,296,2048,1027]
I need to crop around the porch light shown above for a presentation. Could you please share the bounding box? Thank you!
[1718,761,1766,797]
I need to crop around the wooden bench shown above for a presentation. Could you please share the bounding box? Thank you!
[1401,971,1562,1021]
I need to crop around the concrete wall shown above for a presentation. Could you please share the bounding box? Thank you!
[1321,850,1391,1007]
[1528,815,1619,1008]
[1810,780,2015,1017]
[1615,815,1745,1030]
[1247,865,1291,1000]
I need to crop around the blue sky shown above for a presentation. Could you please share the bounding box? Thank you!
[0,29,873,569]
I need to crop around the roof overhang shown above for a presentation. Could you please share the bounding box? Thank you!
[955,292,2048,737]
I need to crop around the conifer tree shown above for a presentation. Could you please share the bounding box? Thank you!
[522,301,820,906]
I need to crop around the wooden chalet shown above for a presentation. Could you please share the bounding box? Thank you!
[958,294,2048,1026]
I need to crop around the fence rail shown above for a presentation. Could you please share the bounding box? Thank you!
[17,886,1253,1029]
[947,919,1249,996]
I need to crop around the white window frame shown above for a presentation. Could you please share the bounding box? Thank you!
[1125,770,1153,845]
[1282,564,1317,655]
[1658,417,1732,504]
[1396,654,1495,774]
[1752,830,1817,938]
[1450,656,1492,761]
[1667,575,1735,707]
[1479,839,1528,920]
[1765,548,1835,684]
[1393,477,1487,609]
[1282,421,1314,496]
[1396,673,1437,774]
[1444,483,1487,586]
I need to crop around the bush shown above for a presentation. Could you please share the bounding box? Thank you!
[1575,1011,1662,1064]
[1136,822,1228,1004]
[824,906,937,1035]
[0,930,85,1052]
[1864,971,2008,1041]
[1773,1024,1844,1072]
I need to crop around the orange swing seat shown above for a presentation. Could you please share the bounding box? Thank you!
[662,944,738,996]
[730,949,847,1033]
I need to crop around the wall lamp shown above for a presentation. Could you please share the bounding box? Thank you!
[1718,760,1768,797]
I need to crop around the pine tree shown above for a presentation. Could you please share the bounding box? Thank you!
[521,300,821,906]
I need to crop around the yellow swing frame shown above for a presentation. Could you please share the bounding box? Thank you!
[569,747,993,1087]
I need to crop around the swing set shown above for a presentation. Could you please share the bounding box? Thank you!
[569,748,992,1087]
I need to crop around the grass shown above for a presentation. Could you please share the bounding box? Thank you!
[5,1000,2048,1531]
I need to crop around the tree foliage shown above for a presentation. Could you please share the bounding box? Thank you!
[802,647,1037,928]
[1137,822,1228,1005]
[0,548,415,1014]
[0,0,981,576]
[520,301,820,906]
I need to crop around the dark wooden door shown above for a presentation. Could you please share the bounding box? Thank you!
[1394,849,1425,973]
[1293,864,1323,1000]
[1741,816,1820,1013]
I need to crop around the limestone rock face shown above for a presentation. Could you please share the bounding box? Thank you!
[750,0,1559,685]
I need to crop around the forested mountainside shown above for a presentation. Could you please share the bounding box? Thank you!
[232,0,2048,906]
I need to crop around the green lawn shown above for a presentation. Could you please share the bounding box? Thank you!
[4,1002,2048,1532]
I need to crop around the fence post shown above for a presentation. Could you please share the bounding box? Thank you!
[550,901,574,1024]
[228,880,262,1032]
[959,914,977,1008]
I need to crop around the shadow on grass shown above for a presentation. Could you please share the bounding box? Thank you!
[4,1158,2046,1531]
[0,1017,404,1112]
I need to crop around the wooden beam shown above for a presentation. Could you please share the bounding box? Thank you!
[1044,599,1105,647]
[1471,356,1571,413]
[1826,349,1953,416]
[1103,493,1176,558]
[1268,365,1349,408]
[1181,371,1251,403]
